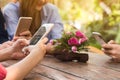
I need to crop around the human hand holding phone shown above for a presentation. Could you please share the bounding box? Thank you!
[22,23,54,54]
[14,17,32,39]
[29,23,54,45]
[92,32,113,57]
[13,30,32,41]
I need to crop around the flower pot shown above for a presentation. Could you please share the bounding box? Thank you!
[53,51,89,62]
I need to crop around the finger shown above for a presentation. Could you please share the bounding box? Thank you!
[102,44,113,50]
[24,52,30,56]
[19,31,29,35]
[111,57,120,62]
[19,31,31,36]
[101,48,104,51]
[17,39,29,46]
[22,47,27,53]
[111,55,117,59]
[20,40,29,46]
[108,40,116,44]
[22,45,34,53]
[28,40,30,44]
[13,36,26,42]
[23,49,30,55]
[12,36,20,41]
[17,36,31,40]
[102,49,113,55]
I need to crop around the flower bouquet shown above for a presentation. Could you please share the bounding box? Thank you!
[51,30,89,62]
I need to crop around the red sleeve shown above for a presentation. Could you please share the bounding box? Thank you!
[0,64,7,80]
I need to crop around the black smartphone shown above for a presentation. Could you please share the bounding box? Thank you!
[29,23,54,45]
[92,32,106,45]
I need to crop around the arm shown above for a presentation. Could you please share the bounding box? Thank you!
[0,39,28,61]
[3,3,19,40]
[5,38,48,80]
[0,47,14,61]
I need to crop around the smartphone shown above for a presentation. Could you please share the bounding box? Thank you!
[92,32,106,45]
[14,17,32,36]
[29,23,54,45]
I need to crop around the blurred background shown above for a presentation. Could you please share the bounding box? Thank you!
[1,0,120,49]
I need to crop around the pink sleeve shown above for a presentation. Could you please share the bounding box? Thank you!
[0,64,7,80]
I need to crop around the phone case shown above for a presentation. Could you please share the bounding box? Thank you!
[92,32,106,45]
[29,23,54,45]
[15,17,32,36]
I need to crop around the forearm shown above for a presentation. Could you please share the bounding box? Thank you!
[0,47,13,61]
[5,49,46,80]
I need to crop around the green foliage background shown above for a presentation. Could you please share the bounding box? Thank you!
[53,0,120,49]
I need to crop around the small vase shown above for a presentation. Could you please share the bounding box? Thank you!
[53,51,89,62]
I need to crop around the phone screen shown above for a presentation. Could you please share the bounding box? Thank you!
[30,27,46,45]
[29,23,54,45]
[92,32,106,45]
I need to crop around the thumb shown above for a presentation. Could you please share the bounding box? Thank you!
[108,40,116,44]
[17,39,29,46]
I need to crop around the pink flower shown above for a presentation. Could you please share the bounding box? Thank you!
[49,40,58,45]
[79,39,82,45]
[71,46,77,53]
[75,31,85,38]
[82,38,87,43]
[66,32,72,35]
[68,37,79,46]
[49,40,54,44]
[79,37,87,44]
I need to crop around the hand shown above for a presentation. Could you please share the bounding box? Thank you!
[22,45,34,55]
[10,39,29,59]
[22,38,49,56]
[102,40,117,54]
[31,38,48,55]
[13,30,32,41]
[102,43,120,62]
[46,43,55,54]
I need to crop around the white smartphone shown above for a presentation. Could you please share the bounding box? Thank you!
[14,17,32,36]
[29,23,54,45]
[92,32,106,45]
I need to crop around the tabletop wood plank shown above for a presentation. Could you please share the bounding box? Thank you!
[33,65,85,80]
[40,54,120,80]
[24,73,51,80]
[88,53,120,72]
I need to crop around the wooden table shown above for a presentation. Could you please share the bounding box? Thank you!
[1,53,120,80]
